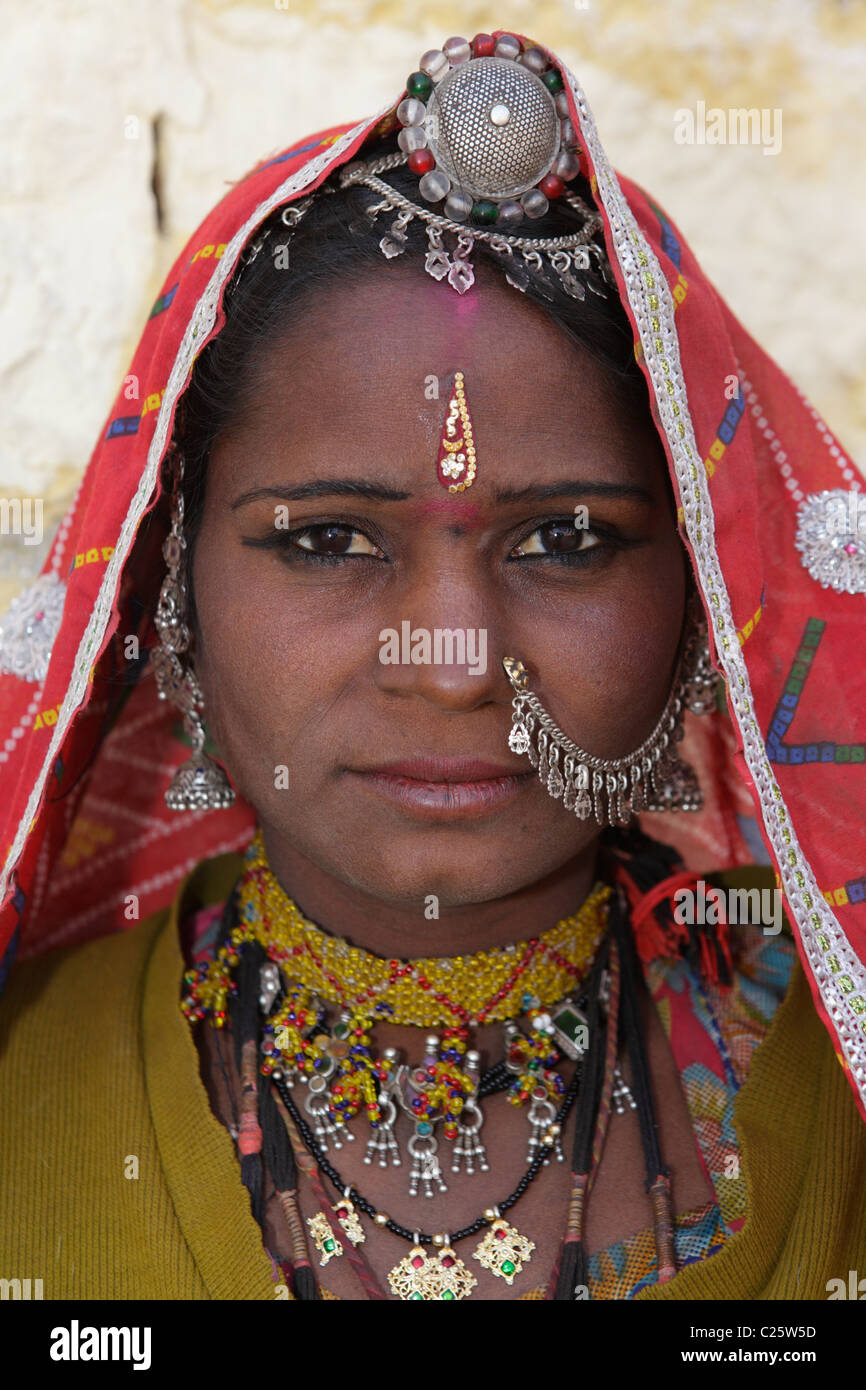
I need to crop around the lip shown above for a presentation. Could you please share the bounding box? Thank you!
[363,756,528,782]
[348,756,533,820]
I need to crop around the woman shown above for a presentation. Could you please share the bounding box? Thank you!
[1,29,865,1302]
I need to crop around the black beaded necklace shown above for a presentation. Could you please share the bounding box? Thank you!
[272,1058,582,1250]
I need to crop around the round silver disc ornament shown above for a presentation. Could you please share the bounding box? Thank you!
[0,571,66,685]
[424,57,560,201]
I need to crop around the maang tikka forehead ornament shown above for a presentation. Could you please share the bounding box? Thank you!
[339,32,614,300]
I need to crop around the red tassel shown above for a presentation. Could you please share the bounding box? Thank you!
[616,867,732,989]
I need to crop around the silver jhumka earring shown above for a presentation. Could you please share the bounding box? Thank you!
[503,600,719,825]
[151,448,235,811]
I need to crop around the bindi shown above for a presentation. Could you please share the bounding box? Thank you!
[436,371,477,493]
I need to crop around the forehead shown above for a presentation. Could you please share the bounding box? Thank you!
[212,261,663,497]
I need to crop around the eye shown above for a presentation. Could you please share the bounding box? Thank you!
[510,519,603,559]
[293,524,385,558]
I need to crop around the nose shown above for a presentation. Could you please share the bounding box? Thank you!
[373,568,502,713]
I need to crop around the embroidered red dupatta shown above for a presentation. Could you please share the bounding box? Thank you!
[2,31,864,1124]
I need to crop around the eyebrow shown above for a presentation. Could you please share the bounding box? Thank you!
[493,480,655,505]
[231,480,413,509]
[230,477,654,511]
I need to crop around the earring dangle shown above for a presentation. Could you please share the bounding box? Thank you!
[677,601,720,718]
[502,603,718,827]
[151,448,235,812]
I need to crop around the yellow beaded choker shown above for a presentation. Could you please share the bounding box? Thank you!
[188,831,611,1029]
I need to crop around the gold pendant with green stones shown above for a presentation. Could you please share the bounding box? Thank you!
[307,1213,343,1266]
[307,1200,365,1267]
[472,1219,535,1285]
[332,1195,365,1247]
[388,1243,477,1300]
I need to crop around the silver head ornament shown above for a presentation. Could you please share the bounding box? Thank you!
[338,32,614,299]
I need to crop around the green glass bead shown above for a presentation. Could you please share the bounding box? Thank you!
[324,1238,336,1252]
[472,199,499,224]
[410,1292,424,1300]
[406,71,433,101]
[501,1259,516,1276]
[441,1289,455,1300]
[541,69,564,95]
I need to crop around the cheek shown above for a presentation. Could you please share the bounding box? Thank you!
[512,541,686,757]
[190,524,368,794]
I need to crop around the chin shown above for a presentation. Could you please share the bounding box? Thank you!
[341,859,530,911]
[322,826,576,910]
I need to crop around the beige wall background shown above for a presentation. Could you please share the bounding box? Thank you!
[1,0,864,607]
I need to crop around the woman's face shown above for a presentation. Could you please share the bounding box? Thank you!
[192,263,687,911]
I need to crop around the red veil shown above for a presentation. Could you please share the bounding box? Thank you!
[2,32,865,1122]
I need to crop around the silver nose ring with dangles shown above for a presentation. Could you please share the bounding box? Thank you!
[502,609,719,826]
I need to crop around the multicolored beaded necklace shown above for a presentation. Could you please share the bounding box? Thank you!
[183,831,629,1298]
[186,832,610,1028]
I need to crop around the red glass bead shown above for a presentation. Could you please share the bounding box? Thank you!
[495,1228,506,1239]
[336,1207,348,1218]
[539,173,565,199]
[409,148,435,175]
[412,1255,425,1269]
[472,33,495,56]
[441,1255,455,1267]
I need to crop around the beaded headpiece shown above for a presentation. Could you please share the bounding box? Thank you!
[339,34,614,299]
[236,32,614,303]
